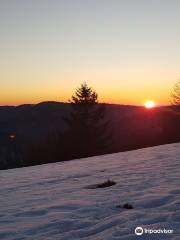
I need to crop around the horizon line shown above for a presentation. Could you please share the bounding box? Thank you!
[0,100,171,108]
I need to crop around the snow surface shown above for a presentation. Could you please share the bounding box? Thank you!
[0,143,180,240]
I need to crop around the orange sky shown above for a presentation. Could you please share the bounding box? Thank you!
[0,64,178,106]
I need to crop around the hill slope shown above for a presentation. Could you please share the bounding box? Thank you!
[0,143,180,239]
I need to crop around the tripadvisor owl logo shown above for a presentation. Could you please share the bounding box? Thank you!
[134,226,173,236]
[135,227,143,235]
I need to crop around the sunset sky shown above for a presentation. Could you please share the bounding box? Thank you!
[0,0,180,106]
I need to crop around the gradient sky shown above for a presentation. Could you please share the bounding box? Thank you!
[0,0,180,106]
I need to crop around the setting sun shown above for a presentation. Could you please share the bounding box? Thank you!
[144,100,156,109]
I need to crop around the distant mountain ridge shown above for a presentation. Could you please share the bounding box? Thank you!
[0,101,180,169]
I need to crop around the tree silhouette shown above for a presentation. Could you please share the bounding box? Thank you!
[171,80,180,107]
[63,83,110,159]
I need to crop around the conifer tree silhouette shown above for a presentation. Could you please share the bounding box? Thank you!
[63,83,110,159]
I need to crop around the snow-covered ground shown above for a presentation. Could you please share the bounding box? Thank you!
[0,143,180,240]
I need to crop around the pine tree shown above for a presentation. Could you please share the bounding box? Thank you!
[63,83,110,159]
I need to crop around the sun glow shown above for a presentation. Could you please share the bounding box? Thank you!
[144,100,156,109]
